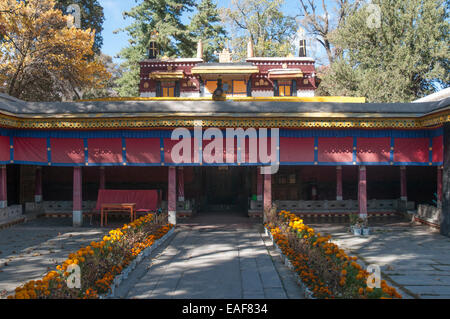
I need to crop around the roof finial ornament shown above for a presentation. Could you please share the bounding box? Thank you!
[148,30,159,59]
[297,27,307,57]
[213,77,225,100]
[213,47,234,63]
[247,39,254,58]
[196,39,203,59]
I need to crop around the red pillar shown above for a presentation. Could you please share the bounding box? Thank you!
[336,166,343,200]
[400,166,407,201]
[263,172,272,222]
[257,167,263,201]
[35,166,42,203]
[99,166,105,190]
[168,167,177,225]
[358,166,367,218]
[177,167,184,201]
[73,167,83,227]
[438,166,443,207]
[0,165,7,208]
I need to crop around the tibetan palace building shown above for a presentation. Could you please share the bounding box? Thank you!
[0,40,449,237]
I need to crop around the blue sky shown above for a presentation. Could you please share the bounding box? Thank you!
[98,0,326,64]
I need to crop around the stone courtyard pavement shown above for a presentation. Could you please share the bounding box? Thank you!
[1,212,450,299]
[115,212,304,299]
[0,216,112,298]
[307,216,450,299]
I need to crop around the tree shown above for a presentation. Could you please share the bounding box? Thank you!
[187,0,227,61]
[115,0,195,97]
[221,0,299,60]
[80,54,122,99]
[54,0,105,53]
[319,0,449,102]
[0,0,110,101]
[297,0,361,65]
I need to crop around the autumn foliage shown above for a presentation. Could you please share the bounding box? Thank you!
[0,0,110,101]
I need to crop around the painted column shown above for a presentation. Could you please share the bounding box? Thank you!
[358,166,367,219]
[263,172,272,223]
[251,168,256,197]
[73,167,83,227]
[400,166,407,201]
[442,122,450,236]
[437,166,443,208]
[311,185,317,200]
[257,167,263,201]
[0,165,7,208]
[99,166,105,190]
[336,166,343,200]
[177,167,184,201]
[35,166,42,203]
[168,167,177,225]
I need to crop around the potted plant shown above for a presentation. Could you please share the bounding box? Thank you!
[349,214,369,236]
[349,214,361,235]
[361,217,370,236]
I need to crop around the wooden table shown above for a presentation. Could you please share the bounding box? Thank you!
[101,203,136,227]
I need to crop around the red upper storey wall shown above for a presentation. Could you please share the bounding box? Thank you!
[139,58,316,95]
[0,128,443,167]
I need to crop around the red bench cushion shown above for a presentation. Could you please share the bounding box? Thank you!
[95,189,159,211]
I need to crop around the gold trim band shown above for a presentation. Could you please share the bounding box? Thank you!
[77,96,367,103]
[0,114,447,129]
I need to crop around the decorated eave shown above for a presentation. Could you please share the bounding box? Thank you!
[246,57,315,62]
[0,94,449,130]
[191,63,259,75]
[267,68,304,79]
[149,71,185,80]
[140,58,204,65]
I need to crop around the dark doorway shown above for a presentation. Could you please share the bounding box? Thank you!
[199,167,250,213]
[7,165,20,205]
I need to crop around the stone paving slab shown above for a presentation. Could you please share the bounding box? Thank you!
[122,213,303,299]
[307,217,450,299]
[389,275,450,286]
[0,217,114,298]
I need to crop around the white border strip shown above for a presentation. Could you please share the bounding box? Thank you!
[100,227,175,298]
[264,226,315,299]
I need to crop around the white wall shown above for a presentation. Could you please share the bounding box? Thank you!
[180,91,201,98]
[140,92,156,98]
[251,90,274,97]
[297,90,315,97]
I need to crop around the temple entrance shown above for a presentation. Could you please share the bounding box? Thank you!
[199,167,250,213]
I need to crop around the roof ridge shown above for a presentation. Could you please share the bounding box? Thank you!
[0,93,25,104]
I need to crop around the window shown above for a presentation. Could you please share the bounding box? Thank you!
[205,80,218,94]
[161,81,175,97]
[232,80,246,95]
[205,79,247,96]
[278,80,292,96]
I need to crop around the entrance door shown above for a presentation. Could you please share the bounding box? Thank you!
[203,167,247,212]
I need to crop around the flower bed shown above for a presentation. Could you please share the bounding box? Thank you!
[8,213,174,299]
[266,210,402,299]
